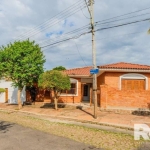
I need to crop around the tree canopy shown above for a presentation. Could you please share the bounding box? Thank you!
[0,49,7,78]
[38,70,70,109]
[0,40,46,89]
[0,39,45,108]
[52,66,66,71]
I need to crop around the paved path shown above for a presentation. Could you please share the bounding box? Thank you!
[0,121,101,150]
[1,103,150,131]
[0,103,150,129]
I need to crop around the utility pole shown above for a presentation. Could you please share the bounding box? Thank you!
[86,0,97,119]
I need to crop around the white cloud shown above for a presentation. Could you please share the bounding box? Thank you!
[0,0,150,70]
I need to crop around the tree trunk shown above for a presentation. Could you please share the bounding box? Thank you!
[18,89,22,109]
[54,97,58,110]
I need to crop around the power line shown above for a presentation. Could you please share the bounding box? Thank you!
[41,17,150,49]
[5,3,150,48]
[39,10,150,47]
[10,5,150,43]
[39,12,150,46]
[95,12,150,26]
[95,17,150,32]
[37,22,90,45]
[62,31,145,48]
[95,6,150,24]
[41,31,91,49]
[11,0,85,41]
[96,31,145,41]
[17,4,87,41]
[80,6,90,19]
[42,30,146,52]
[74,40,88,66]
[38,24,90,46]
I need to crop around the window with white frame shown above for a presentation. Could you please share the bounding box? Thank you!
[61,78,78,96]
[120,73,148,90]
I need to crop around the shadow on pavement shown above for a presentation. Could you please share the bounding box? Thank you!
[0,121,13,133]
[40,103,66,109]
[76,106,93,117]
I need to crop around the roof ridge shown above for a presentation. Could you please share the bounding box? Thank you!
[118,62,150,67]
[65,66,92,71]
[99,62,124,67]
[99,62,150,67]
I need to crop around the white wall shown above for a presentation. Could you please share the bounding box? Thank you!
[0,92,5,103]
[0,80,26,104]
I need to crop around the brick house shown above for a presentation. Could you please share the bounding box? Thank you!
[97,62,150,111]
[27,62,150,111]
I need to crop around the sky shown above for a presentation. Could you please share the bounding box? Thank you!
[0,0,150,70]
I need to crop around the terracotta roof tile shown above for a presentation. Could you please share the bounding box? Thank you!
[63,66,92,76]
[98,62,150,70]
[64,62,150,76]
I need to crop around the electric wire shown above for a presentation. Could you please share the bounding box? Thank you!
[80,6,90,19]
[41,17,150,49]
[95,17,150,32]
[95,6,150,24]
[95,12,150,26]
[39,11,150,46]
[11,0,85,41]
[38,25,90,46]
[8,4,150,46]
[41,31,91,49]
[73,40,88,66]
[18,5,87,41]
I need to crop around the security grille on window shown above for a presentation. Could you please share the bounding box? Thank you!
[121,79,145,90]
[61,78,78,95]
[120,73,147,90]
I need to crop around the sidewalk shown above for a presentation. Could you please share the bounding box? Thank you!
[0,103,150,130]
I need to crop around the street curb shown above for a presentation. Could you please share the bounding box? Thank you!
[0,108,134,132]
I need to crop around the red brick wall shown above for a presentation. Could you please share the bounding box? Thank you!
[26,78,82,103]
[97,72,105,90]
[99,72,150,109]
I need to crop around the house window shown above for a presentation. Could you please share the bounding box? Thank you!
[67,83,76,94]
[121,79,145,90]
[120,73,148,90]
[61,83,76,94]
[61,78,78,96]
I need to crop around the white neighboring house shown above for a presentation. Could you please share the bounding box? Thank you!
[0,79,26,104]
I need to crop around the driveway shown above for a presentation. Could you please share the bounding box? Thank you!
[0,121,101,150]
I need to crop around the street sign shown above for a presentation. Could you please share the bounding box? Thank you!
[90,68,99,74]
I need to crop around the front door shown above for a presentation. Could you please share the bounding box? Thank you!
[83,84,90,101]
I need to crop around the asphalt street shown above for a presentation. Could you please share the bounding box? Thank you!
[0,121,102,150]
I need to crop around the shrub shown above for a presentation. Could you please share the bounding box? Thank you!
[0,88,5,93]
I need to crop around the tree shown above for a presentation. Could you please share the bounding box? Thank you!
[53,66,66,71]
[0,40,45,108]
[38,70,70,110]
[0,48,8,78]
